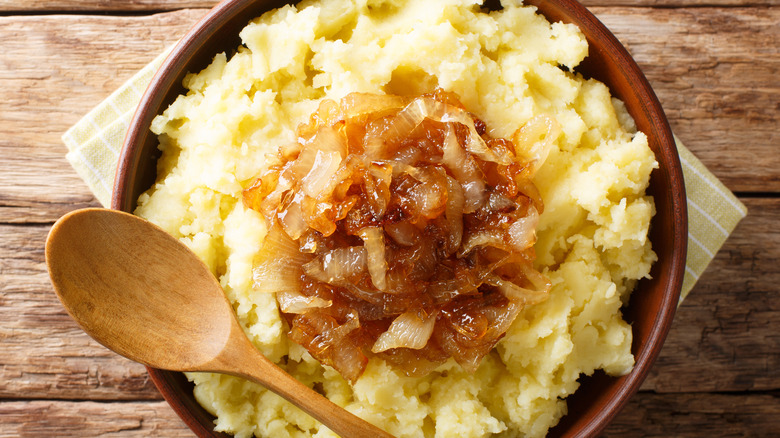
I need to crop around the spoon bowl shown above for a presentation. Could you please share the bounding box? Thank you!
[45,208,393,438]
[46,208,235,370]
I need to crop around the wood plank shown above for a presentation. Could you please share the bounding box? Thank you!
[0,8,776,224]
[590,6,780,193]
[0,392,777,437]
[0,223,162,400]
[640,197,780,393]
[1,198,776,400]
[0,0,217,11]
[605,392,780,437]
[0,0,777,12]
[0,10,206,223]
[0,400,193,437]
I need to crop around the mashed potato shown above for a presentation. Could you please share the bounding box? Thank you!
[135,0,658,436]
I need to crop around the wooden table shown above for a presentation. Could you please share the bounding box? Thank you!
[1,0,777,436]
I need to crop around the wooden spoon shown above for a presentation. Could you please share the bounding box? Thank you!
[45,208,393,438]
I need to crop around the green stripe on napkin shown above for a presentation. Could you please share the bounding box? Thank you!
[61,51,747,302]
[675,138,747,301]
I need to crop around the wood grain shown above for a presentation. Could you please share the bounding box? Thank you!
[0,0,218,11]
[1,0,777,12]
[0,400,193,437]
[591,7,780,193]
[0,10,204,223]
[0,391,777,438]
[606,392,780,437]
[642,198,780,393]
[0,223,161,400]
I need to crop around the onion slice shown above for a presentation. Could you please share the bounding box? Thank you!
[302,150,343,198]
[486,274,549,307]
[507,205,539,252]
[512,114,561,176]
[441,124,486,213]
[253,225,311,294]
[358,227,387,290]
[276,289,332,314]
[302,246,367,285]
[443,174,464,254]
[372,310,438,353]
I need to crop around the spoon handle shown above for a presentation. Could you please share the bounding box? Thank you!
[217,331,395,438]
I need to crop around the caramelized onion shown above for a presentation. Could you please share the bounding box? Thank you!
[385,221,419,246]
[252,224,311,294]
[244,90,553,382]
[358,227,387,290]
[371,310,438,353]
[302,150,343,198]
[507,205,539,252]
[512,113,561,176]
[486,274,549,307]
[288,310,366,383]
[303,246,367,285]
[442,124,486,213]
[443,174,464,253]
[276,289,332,314]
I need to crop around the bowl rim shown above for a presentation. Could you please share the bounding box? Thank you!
[112,0,687,436]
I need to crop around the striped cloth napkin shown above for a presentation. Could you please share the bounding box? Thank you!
[61,50,747,303]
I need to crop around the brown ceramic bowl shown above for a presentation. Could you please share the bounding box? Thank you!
[114,0,687,436]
